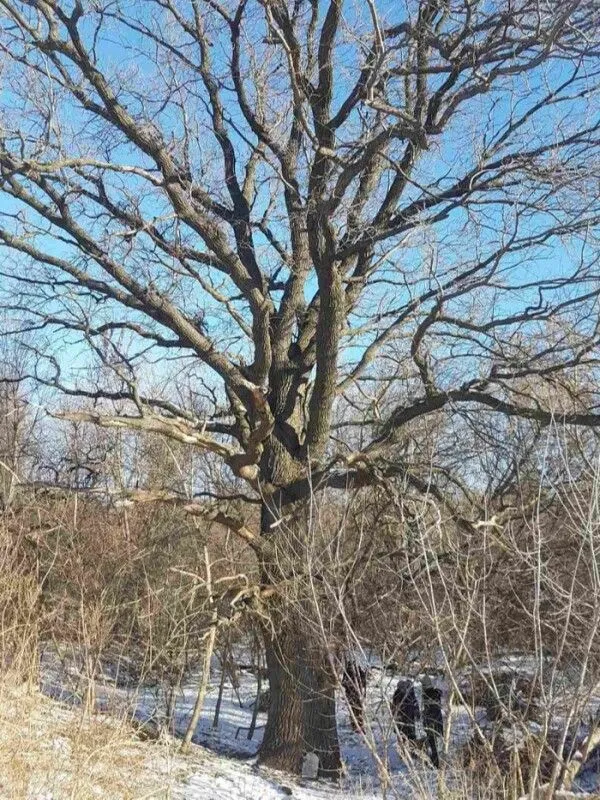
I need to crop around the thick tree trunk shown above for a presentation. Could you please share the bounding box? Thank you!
[259,618,341,777]
[257,495,341,777]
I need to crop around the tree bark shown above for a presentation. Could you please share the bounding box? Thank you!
[259,616,341,777]
[257,497,341,777]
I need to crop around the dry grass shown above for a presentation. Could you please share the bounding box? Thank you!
[0,675,191,800]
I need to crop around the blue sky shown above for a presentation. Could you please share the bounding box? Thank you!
[0,0,598,415]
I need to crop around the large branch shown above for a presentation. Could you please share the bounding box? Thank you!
[369,389,600,455]
[56,408,272,486]
[114,487,266,556]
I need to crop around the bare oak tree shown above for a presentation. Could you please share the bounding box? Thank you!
[1,0,600,776]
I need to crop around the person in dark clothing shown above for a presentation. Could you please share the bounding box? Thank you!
[391,678,421,742]
[422,676,444,768]
[341,660,368,733]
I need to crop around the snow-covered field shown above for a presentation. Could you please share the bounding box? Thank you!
[4,645,596,799]
[34,645,452,798]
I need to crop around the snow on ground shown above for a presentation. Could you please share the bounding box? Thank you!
[31,645,600,798]
[0,677,190,799]
[36,645,443,798]
[0,672,372,799]
[1,662,427,800]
